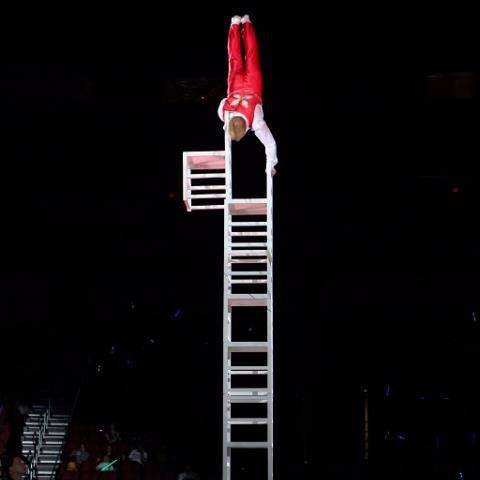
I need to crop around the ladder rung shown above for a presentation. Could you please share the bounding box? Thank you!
[231,222,267,227]
[228,271,267,276]
[231,232,266,237]
[230,259,268,264]
[229,388,269,396]
[191,193,226,199]
[188,173,226,179]
[231,242,268,248]
[227,342,268,352]
[228,418,268,425]
[230,250,268,256]
[190,185,226,191]
[229,396,269,403]
[227,442,270,449]
[190,205,225,210]
[231,279,267,284]
[229,366,268,374]
[228,294,268,307]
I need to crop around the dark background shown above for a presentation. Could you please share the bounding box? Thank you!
[2,6,480,479]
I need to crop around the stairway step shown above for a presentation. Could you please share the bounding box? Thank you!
[41,448,62,454]
[40,439,64,445]
[229,367,269,374]
[45,431,66,436]
[228,418,268,425]
[24,426,40,432]
[37,465,56,472]
[31,406,47,412]
[227,342,269,352]
[39,451,62,457]
[25,422,41,430]
[38,458,61,464]
[227,442,270,449]
[228,294,268,307]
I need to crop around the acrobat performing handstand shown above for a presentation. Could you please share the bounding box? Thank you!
[218,14,278,175]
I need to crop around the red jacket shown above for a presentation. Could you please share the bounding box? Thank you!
[222,92,262,128]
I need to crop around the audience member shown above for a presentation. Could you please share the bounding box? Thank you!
[177,465,198,480]
[71,443,89,465]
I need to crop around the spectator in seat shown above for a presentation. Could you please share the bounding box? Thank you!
[66,456,78,472]
[128,445,147,465]
[105,424,120,446]
[72,443,89,465]
[7,455,27,480]
[96,455,114,472]
[128,445,147,480]
[177,465,198,480]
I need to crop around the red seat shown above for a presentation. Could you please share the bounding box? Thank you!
[97,472,116,480]
[121,461,140,480]
[61,471,79,480]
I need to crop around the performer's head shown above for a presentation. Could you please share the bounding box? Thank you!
[228,116,247,141]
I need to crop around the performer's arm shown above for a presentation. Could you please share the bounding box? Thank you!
[252,105,278,168]
[217,98,227,122]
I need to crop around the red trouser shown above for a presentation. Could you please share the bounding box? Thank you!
[227,21,263,98]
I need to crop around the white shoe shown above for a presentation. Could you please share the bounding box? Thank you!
[231,15,241,25]
[241,14,251,24]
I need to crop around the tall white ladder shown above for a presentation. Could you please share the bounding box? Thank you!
[183,111,274,480]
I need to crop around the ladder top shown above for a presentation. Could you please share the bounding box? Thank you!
[228,199,267,216]
[183,151,225,170]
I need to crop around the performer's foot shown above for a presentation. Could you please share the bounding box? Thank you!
[231,15,241,25]
[241,14,251,24]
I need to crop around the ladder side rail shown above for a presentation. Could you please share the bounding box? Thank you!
[223,111,233,480]
[266,158,274,480]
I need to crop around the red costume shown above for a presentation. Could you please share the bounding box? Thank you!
[218,15,278,170]
[222,19,263,127]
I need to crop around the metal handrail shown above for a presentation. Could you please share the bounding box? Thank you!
[26,402,51,480]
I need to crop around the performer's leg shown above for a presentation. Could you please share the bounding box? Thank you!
[228,18,244,96]
[242,17,262,96]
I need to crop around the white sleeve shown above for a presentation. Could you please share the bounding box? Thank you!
[217,98,227,122]
[252,105,278,167]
